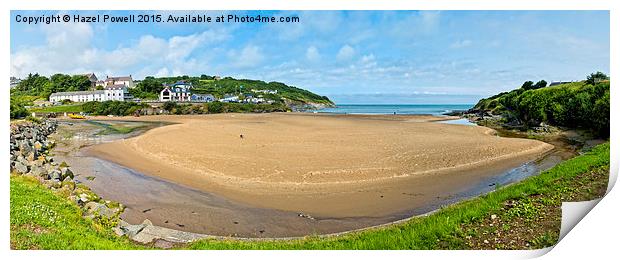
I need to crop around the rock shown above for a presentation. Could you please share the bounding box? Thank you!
[13,161,29,174]
[129,224,207,244]
[50,169,62,181]
[118,220,148,238]
[142,219,153,226]
[61,178,76,190]
[33,141,43,151]
[60,167,74,180]
[85,202,116,218]
[29,165,47,178]
[78,193,91,205]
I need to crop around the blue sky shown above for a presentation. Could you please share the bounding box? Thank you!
[10,10,609,104]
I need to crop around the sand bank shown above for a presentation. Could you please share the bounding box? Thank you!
[85,113,553,218]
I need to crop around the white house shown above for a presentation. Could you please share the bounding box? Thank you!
[251,89,278,94]
[219,94,240,103]
[49,90,106,103]
[49,84,131,103]
[160,81,192,102]
[191,94,216,102]
[104,75,135,88]
[104,84,131,101]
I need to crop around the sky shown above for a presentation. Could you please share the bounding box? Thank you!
[10,10,610,104]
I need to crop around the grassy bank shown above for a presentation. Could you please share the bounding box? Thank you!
[29,104,84,113]
[10,175,143,249]
[10,143,609,250]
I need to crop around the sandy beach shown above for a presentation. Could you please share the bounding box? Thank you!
[85,113,554,218]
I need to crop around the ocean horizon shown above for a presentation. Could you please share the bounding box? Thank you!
[316,104,473,115]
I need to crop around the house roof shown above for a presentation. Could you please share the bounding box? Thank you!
[192,93,214,97]
[105,76,133,81]
[50,90,105,97]
[105,84,127,90]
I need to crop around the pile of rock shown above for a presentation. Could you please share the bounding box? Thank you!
[10,120,57,176]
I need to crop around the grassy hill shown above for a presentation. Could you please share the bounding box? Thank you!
[472,80,609,137]
[131,75,334,108]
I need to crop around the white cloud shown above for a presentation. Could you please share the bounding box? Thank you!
[336,44,355,61]
[228,45,264,69]
[305,46,320,61]
[450,39,473,49]
[10,20,229,79]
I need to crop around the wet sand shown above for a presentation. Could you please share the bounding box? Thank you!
[83,113,554,218]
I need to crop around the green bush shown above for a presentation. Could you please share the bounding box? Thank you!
[82,101,149,116]
[474,76,610,137]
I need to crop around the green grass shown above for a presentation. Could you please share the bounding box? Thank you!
[10,175,143,249]
[29,104,84,113]
[10,143,610,250]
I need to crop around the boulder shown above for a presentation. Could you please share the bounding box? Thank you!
[85,202,117,218]
[50,169,62,181]
[61,178,76,191]
[118,220,148,238]
[130,224,208,244]
[29,165,47,178]
[13,161,29,174]
[60,167,74,180]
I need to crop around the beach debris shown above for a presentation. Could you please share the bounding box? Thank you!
[239,134,244,139]
[297,212,315,220]
[490,214,497,220]
[142,208,152,213]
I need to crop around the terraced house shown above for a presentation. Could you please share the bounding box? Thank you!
[49,85,131,103]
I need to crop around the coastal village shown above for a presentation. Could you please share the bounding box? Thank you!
[28,73,277,105]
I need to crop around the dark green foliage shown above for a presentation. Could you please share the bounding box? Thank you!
[521,80,547,90]
[160,101,289,114]
[586,71,609,85]
[534,80,547,89]
[14,73,92,99]
[82,101,149,116]
[475,74,610,137]
[521,81,535,90]
[10,98,29,119]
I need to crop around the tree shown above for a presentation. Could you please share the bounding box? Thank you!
[70,75,92,91]
[162,101,178,112]
[533,80,547,89]
[586,71,609,85]
[137,76,163,93]
[521,81,535,90]
[18,73,49,94]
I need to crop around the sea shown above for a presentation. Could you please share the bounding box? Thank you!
[316,104,473,116]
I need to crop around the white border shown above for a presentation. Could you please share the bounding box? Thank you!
[2,1,617,260]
